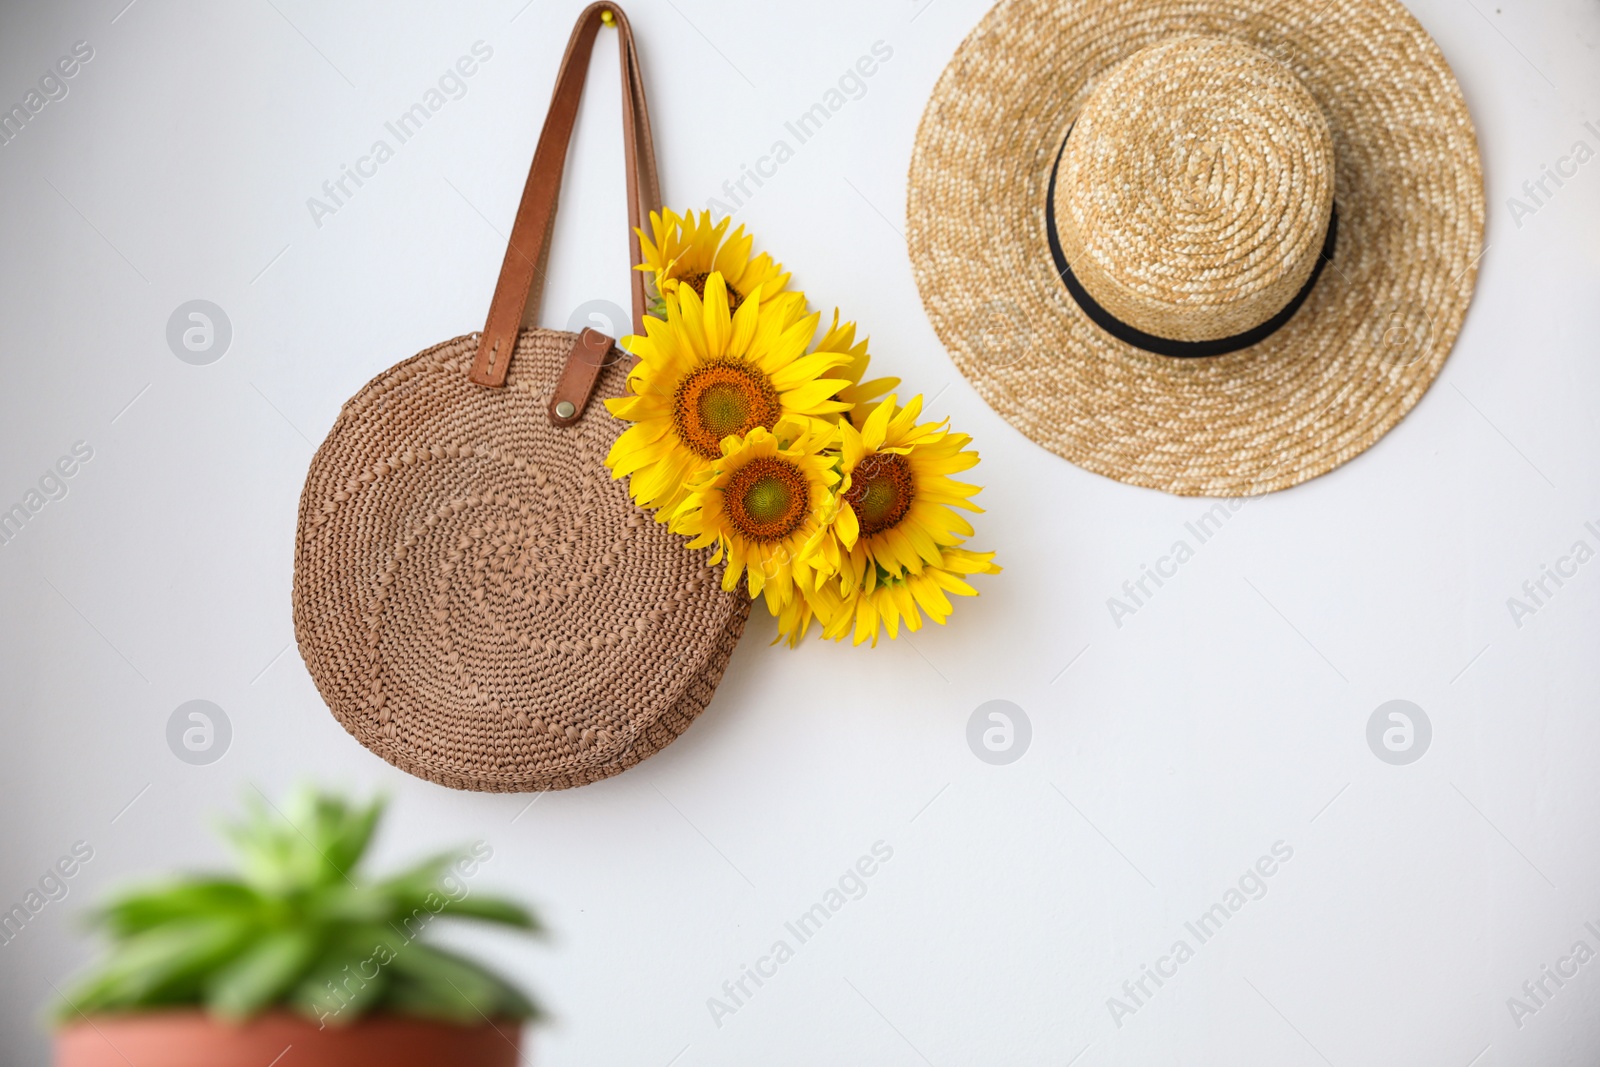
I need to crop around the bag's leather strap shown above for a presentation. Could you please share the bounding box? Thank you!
[469,2,659,418]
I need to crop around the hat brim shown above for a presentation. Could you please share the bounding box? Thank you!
[907,0,1485,496]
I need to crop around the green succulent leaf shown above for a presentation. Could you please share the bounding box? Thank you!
[370,851,541,932]
[313,883,403,925]
[375,850,463,892]
[288,939,391,1026]
[306,793,384,880]
[431,895,543,932]
[58,788,542,1027]
[384,943,542,1024]
[60,916,255,1017]
[89,879,262,936]
[204,927,321,1020]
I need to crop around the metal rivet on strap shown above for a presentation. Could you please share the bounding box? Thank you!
[555,401,577,419]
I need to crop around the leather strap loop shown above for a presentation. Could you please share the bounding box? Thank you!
[469,3,659,397]
[548,327,614,425]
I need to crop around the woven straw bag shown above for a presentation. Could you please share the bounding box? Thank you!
[292,3,749,793]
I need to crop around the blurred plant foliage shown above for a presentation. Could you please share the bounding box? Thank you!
[56,789,542,1026]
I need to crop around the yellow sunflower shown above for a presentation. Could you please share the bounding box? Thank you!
[605,273,853,517]
[804,394,985,589]
[637,209,790,313]
[822,548,1001,647]
[773,582,829,649]
[814,311,899,427]
[670,421,841,616]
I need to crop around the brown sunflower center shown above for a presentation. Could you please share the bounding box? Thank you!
[724,457,810,543]
[683,271,745,311]
[672,361,781,458]
[845,452,914,537]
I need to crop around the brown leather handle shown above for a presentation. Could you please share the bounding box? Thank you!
[469,2,660,400]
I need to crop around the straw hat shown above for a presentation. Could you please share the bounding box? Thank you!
[908,0,1484,495]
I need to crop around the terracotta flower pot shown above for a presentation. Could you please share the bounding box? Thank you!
[55,1010,523,1067]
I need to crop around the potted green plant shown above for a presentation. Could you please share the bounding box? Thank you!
[53,788,542,1067]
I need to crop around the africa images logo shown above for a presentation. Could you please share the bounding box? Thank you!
[305,42,494,228]
[705,841,894,1028]
[1504,519,1600,629]
[0,40,94,149]
[0,842,94,947]
[1105,841,1294,1029]
[0,441,94,550]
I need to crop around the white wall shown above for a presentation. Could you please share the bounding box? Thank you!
[1,0,1598,1064]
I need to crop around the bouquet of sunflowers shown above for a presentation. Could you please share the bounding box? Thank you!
[604,210,999,647]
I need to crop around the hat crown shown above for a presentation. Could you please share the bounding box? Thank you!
[1051,36,1335,344]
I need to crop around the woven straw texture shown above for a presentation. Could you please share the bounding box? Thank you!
[1054,35,1335,343]
[908,0,1485,496]
[293,331,750,793]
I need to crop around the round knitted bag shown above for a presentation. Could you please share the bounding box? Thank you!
[292,4,749,793]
